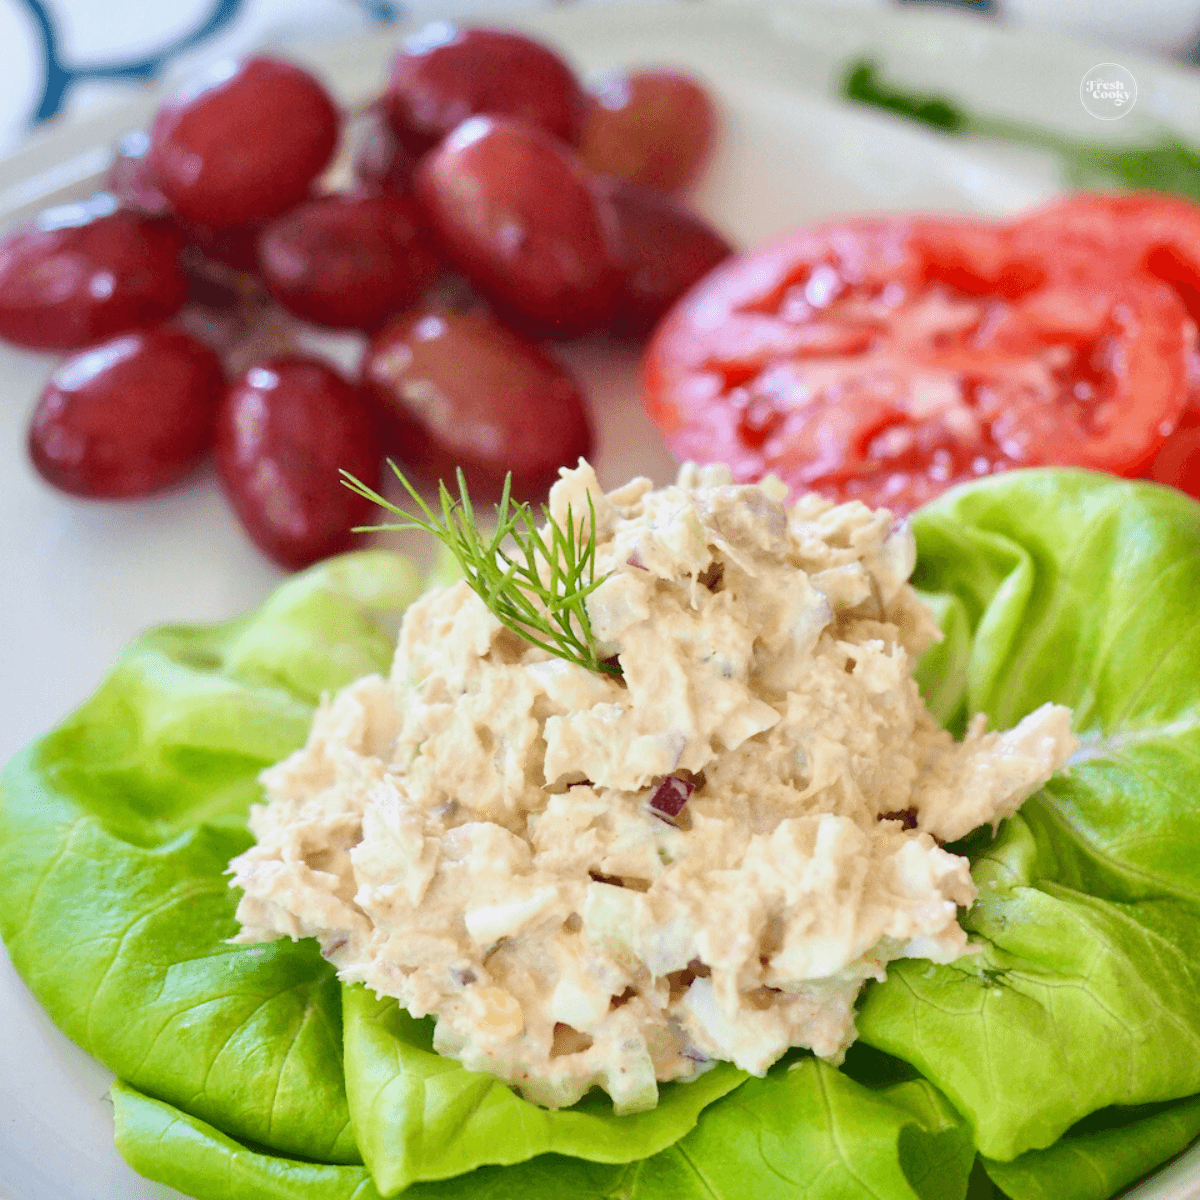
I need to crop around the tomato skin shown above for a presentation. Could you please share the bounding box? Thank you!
[216,357,382,570]
[0,203,188,351]
[147,57,339,229]
[645,216,1195,513]
[28,328,223,498]
[1013,192,1200,500]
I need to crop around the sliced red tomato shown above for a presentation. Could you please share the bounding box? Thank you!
[645,215,1196,512]
[1014,192,1200,498]
[1013,192,1200,316]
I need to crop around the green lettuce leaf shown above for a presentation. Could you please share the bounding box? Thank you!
[0,548,739,1191]
[982,1093,1200,1200]
[658,1059,975,1200]
[113,1058,974,1200]
[16,470,1200,1200]
[342,985,747,1193]
[112,1080,383,1200]
[0,551,423,1164]
[861,471,1200,1161]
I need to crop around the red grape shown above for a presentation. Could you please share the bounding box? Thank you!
[107,131,172,217]
[180,242,257,310]
[415,117,621,337]
[364,308,592,499]
[182,218,265,273]
[146,56,339,229]
[579,69,715,193]
[0,198,188,351]
[602,177,733,337]
[385,24,585,153]
[258,194,441,329]
[353,101,417,196]
[109,128,265,276]
[216,357,382,570]
[28,327,223,498]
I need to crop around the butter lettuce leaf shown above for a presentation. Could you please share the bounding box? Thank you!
[982,1093,1200,1200]
[0,552,423,1164]
[113,1059,973,1200]
[13,471,1200,1200]
[112,1081,384,1200]
[859,813,1200,1159]
[342,985,747,1192]
[0,548,741,1193]
[657,1059,975,1200]
[862,471,1200,1161]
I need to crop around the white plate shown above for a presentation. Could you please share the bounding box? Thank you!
[1,2,1199,1197]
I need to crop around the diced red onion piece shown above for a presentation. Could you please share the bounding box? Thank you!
[650,774,695,820]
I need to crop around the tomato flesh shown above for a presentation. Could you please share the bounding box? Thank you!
[1012,192,1200,500]
[645,217,1195,512]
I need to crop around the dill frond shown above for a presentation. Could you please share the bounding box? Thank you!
[342,462,620,677]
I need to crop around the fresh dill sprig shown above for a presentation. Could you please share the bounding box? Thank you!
[341,462,620,677]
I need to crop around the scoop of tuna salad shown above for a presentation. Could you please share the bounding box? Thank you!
[229,460,1076,1113]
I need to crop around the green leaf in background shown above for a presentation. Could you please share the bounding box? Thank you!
[0,551,422,1164]
[842,59,966,131]
[113,1058,975,1200]
[983,1092,1200,1200]
[861,471,1200,1161]
[342,985,747,1193]
[841,59,1200,203]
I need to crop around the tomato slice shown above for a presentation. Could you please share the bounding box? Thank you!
[1014,193,1200,320]
[644,216,1195,512]
[1014,192,1200,499]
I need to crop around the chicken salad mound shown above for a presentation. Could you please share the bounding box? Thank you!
[229,460,1076,1114]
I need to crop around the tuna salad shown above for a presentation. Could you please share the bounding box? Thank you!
[229,461,1076,1113]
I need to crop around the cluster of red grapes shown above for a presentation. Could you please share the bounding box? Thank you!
[0,26,730,569]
